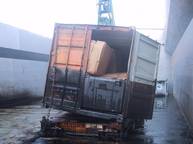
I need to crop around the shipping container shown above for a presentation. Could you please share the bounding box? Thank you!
[42,24,160,136]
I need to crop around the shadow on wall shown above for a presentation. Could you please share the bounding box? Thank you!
[0,90,42,107]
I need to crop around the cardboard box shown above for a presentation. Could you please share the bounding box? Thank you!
[87,41,113,75]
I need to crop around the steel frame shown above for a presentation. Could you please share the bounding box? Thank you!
[98,0,115,25]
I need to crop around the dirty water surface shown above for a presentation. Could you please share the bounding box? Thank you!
[0,96,193,144]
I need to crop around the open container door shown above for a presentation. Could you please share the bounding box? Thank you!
[126,31,160,119]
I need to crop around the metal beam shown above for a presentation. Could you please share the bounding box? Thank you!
[98,0,115,25]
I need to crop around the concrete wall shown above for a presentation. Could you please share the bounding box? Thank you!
[156,0,172,94]
[0,23,51,54]
[165,0,193,94]
[165,0,193,127]
[0,23,51,100]
[171,19,193,126]
[166,0,193,55]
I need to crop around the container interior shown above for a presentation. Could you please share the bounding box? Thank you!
[91,29,133,73]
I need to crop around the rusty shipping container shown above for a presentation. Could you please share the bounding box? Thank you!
[43,24,160,131]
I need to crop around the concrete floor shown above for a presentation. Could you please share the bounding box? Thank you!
[0,96,192,144]
[0,103,60,144]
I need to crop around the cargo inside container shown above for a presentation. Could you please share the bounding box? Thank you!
[91,29,133,74]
